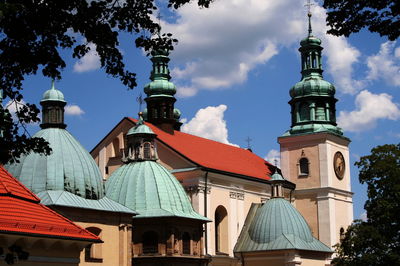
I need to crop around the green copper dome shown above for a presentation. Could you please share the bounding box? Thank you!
[6,128,105,200]
[271,171,285,181]
[250,198,313,243]
[105,161,209,221]
[234,199,331,253]
[127,120,155,136]
[41,81,65,103]
[290,78,335,98]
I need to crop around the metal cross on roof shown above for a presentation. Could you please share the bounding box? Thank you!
[245,136,252,150]
[136,92,143,113]
[305,0,314,15]
[156,11,162,37]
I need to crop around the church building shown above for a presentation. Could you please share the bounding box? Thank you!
[4,12,353,266]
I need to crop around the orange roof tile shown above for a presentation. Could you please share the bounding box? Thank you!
[0,166,100,242]
[127,118,273,181]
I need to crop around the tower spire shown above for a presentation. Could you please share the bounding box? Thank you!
[281,6,344,138]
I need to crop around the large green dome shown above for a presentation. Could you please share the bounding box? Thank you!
[105,161,208,221]
[249,198,313,243]
[6,128,104,199]
[234,198,331,253]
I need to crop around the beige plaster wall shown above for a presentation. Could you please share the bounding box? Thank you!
[75,220,131,266]
[301,257,329,266]
[334,196,353,246]
[156,141,195,170]
[294,193,319,238]
[52,207,132,266]
[288,145,321,189]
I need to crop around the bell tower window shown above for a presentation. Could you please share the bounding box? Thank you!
[299,157,309,176]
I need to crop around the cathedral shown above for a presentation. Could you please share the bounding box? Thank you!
[2,13,353,266]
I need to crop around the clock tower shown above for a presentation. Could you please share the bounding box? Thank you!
[278,13,353,249]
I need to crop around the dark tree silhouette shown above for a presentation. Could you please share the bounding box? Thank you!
[324,0,399,41]
[0,0,212,164]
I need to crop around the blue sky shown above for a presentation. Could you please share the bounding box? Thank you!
[8,0,400,221]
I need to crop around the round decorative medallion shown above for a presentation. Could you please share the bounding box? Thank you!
[333,151,345,180]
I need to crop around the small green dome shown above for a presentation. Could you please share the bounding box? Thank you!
[249,198,313,243]
[300,35,322,46]
[127,115,155,136]
[6,128,104,200]
[41,81,65,103]
[234,199,331,253]
[271,171,284,181]
[105,161,209,221]
[127,123,155,136]
[290,77,335,98]
[173,108,181,120]
[144,79,176,97]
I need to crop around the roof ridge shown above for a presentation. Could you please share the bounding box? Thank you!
[129,117,254,152]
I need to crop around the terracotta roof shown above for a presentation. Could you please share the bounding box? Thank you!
[0,166,100,242]
[127,118,273,181]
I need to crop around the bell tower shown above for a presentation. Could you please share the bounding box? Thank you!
[278,12,353,249]
[143,49,182,133]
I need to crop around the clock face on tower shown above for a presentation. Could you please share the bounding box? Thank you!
[334,151,345,180]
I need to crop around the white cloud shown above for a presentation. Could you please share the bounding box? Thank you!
[65,104,85,116]
[73,42,101,73]
[338,90,400,132]
[5,99,26,116]
[264,149,280,167]
[181,104,237,146]
[163,0,361,96]
[4,99,39,124]
[366,41,400,87]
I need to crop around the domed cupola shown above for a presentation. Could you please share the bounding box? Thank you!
[40,80,67,129]
[143,49,182,132]
[234,170,332,253]
[6,82,105,200]
[284,12,344,137]
[106,114,208,221]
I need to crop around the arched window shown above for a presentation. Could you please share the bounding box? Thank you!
[299,157,309,176]
[215,205,228,254]
[182,232,191,255]
[142,231,158,254]
[143,142,151,159]
[85,227,102,262]
[340,227,345,242]
[299,103,309,121]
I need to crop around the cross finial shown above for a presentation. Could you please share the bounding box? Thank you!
[274,159,278,167]
[136,92,143,114]
[305,0,314,36]
[156,11,162,37]
[245,136,252,150]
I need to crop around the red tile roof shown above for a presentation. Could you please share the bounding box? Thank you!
[127,118,273,181]
[0,166,100,242]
